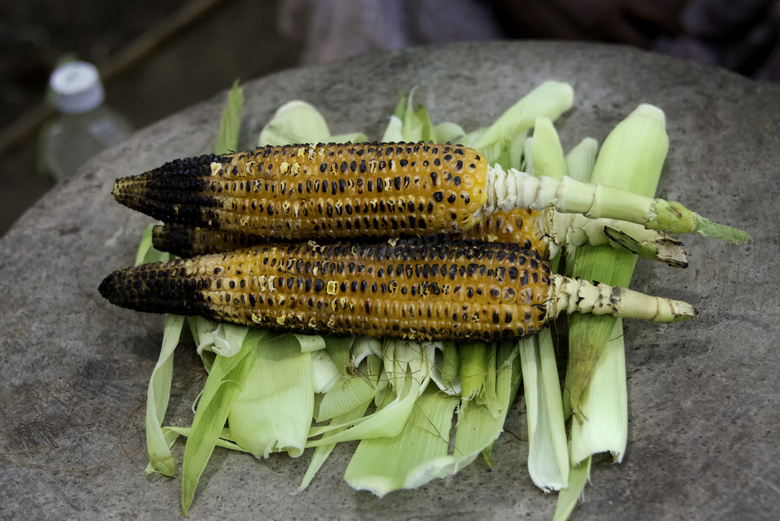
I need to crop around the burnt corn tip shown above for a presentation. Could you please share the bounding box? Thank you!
[98,270,120,305]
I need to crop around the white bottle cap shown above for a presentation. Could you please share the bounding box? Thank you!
[50,61,105,114]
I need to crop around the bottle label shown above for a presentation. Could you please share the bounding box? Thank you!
[89,118,129,147]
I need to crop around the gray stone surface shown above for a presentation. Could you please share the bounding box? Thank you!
[0,41,777,520]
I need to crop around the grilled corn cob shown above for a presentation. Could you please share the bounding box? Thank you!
[151,207,688,267]
[99,239,695,342]
[112,141,746,243]
[150,208,547,258]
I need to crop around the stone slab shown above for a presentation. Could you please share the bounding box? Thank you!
[0,41,777,520]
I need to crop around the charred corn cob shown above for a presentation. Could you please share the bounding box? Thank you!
[114,142,487,240]
[150,207,548,258]
[99,239,695,342]
[112,141,746,244]
[151,207,688,267]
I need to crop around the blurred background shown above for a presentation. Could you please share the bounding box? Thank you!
[1,0,779,235]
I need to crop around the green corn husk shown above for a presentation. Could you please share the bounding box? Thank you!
[566,103,669,419]
[532,117,568,180]
[520,331,569,491]
[555,104,669,521]
[227,333,315,459]
[472,82,574,151]
[517,117,570,492]
[144,313,185,477]
[343,342,521,496]
[431,340,461,396]
[568,320,628,464]
[216,81,243,154]
[553,458,592,521]
[304,341,381,489]
[564,138,598,184]
[316,352,381,421]
[258,100,367,146]
[460,341,490,401]
[181,329,264,515]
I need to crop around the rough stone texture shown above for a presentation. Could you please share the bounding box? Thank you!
[0,41,777,520]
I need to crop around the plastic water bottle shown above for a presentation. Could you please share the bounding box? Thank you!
[44,61,134,182]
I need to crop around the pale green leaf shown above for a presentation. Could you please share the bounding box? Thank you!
[433,121,466,144]
[307,340,433,445]
[316,355,380,422]
[300,401,371,491]
[215,81,243,155]
[553,458,591,521]
[532,117,568,180]
[181,329,263,515]
[311,349,341,394]
[342,343,520,497]
[567,103,668,417]
[473,81,574,151]
[228,333,314,459]
[569,321,628,465]
[306,375,422,446]
[565,137,598,183]
[258,100,330,146]
[258,100,366,146]
[430,340,461,396]
[520,333,569,491]
[344,386,460,497]
[145,313,185,477]
[381,115,404,142]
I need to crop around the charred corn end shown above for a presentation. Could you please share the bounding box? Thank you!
[152,223,269,258]
[99,239,695,342]
[112,142,489,240]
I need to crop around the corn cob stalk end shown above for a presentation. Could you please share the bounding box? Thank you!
[548,273,696,323]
